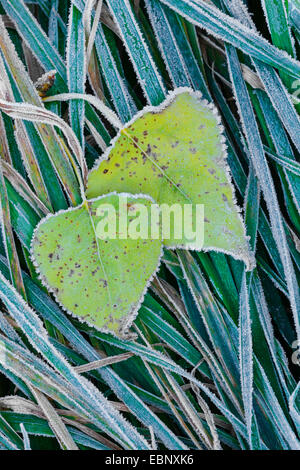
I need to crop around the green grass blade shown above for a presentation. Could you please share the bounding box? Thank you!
[239,271,254,447]
[0,166,26,298]
[106,0,166,105]
[0,0,110,145]
[0,414,23,450]
[225,43,300,342]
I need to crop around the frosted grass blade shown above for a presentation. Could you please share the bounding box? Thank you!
[0,272,152,450]
[0,17,81,206]
[74,0,137,122]
[225,44,300,342]
[0,0,111,145]
[159,0,300,78]
[239,271,254,447]
[106,0,166,105]
[67,3,86,147]
[0,256,188,450]
[289,383,300,434]
[0,414,23,450]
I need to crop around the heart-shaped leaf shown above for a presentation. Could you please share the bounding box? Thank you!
[87,89,254,269]
[31,193,163,336]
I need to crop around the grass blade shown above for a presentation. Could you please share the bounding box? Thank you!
[67,3,86,147]
[159,0,300,78]
[106,0,166,105]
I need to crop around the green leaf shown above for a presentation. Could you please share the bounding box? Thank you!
[31,193,162,336]
[87,89,253,269]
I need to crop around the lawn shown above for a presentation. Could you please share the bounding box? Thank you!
[0,0,299,451]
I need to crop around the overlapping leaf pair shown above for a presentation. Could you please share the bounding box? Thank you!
[31,90,253,336]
